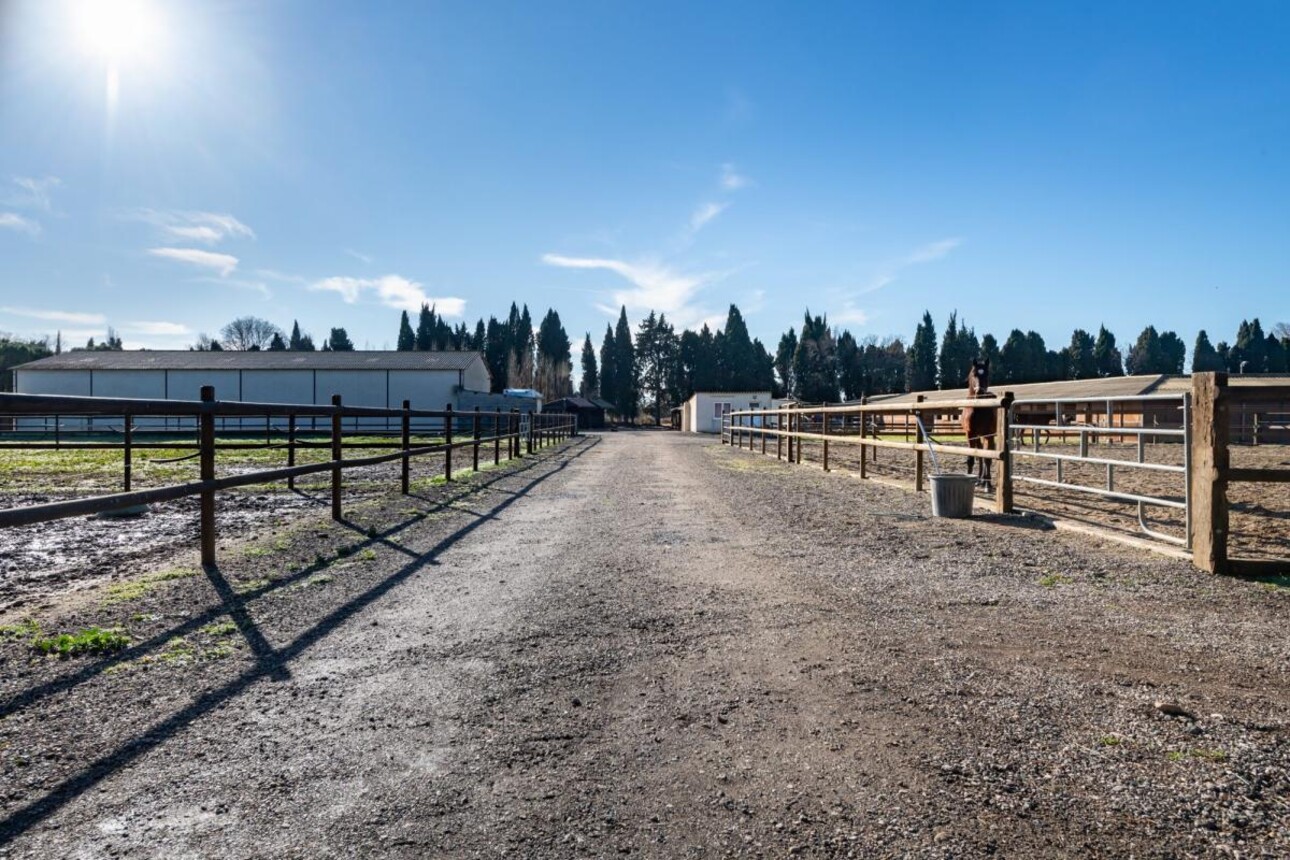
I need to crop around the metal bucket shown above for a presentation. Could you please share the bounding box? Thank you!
[929,474,977,518]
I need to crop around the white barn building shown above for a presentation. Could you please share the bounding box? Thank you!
[679,390,773,434]
[12,350,499,429]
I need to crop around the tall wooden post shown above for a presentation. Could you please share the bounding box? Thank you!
[995,392,1014,513]
[494,412,502,465]
[1191,373,1229,574]
[400,400,411,494]
[122,414,133,492]
[510,409,519,459]
[822,408,830,472]
[331,395,343,521]
[473,406,481,471]
[287,414,297,491]
[914,396,926,492]
[859,399,868,479]
[761,408,767,455]
[199,386,216,568]
[444,404,455,481]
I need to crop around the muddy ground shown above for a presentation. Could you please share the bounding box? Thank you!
[1,431,1288,857]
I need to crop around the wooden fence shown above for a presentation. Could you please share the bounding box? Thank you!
[0,387,576,568]
[724,374,1290,576]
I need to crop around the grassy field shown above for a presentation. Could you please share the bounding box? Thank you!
[0,435,453,493]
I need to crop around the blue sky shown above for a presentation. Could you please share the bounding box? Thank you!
[1,1,1287,358]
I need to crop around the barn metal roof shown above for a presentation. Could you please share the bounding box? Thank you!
[15,350,484,372]
[546,396,601,410]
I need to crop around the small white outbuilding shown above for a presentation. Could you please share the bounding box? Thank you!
[679,391,773,434]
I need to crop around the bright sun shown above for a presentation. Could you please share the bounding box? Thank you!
[72,0,163,63]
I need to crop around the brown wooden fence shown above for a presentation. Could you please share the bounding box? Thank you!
[724,374,1290,576]
[0,387,576,568]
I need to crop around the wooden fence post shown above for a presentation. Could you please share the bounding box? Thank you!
[859,398,868,479]
[527,411,535,455]
[494,412,502,465]
[331,395,343,521]
[199,386,216,568]
[444,404,454,481]
[510,409,519,459]
[473,406,481,471]
[914,396,926,492]
[401,400,411,494]
[995,392,1014,513]
[122,413,133,492]
[1191,372,1230,574]
[822,408,830,472]
[761,407,767,455]
[287,414,296,491]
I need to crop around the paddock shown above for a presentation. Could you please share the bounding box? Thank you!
[724,373,1290,575]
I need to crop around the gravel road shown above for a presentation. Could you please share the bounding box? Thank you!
[1,431,1287,858]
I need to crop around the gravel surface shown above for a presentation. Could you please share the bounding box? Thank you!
[1,431,1288,858]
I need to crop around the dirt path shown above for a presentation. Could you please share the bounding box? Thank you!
[1,432,1287,857]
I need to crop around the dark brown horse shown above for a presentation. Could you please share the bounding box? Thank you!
[961,358,998,490]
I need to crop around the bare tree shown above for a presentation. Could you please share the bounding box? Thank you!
[219,316,282,351]
[1273,322,1290,340]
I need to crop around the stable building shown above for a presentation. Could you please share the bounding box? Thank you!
[679,391,773,434]
[542,396,607,430]
[11,350,508,429]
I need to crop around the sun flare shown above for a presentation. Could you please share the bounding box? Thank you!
[72,0,163,63]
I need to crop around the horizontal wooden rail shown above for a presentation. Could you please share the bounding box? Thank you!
[1224,468,1290,484]
[730,397,1001,416]
[730,425,1003,461]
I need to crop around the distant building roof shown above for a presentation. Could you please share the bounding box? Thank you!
[16,350,485,372]
[589,397,618,412]
[546,396,600,410]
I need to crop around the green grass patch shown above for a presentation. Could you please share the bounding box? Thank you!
[1098,735,1124,747]
[200,619,238,637]
[358,548,377,561]
[33,626,130,658]
[1167,748,1227,763]
[0,619,41,641]
[101,567,196,604]
[1038,574,1074,588]
[234,577,272,595]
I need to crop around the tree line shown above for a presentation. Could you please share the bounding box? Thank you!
[4,309,1287,416]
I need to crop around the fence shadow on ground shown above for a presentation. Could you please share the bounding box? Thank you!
[0,436,598,843]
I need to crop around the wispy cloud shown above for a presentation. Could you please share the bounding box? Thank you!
[131,210,254,245]
[0,306,106,325]
[829,237,963,328]
[344,248,373,264]
[0,213,40,235]
[148,247,239,276]
[255,269,307,284]
[832,304,870,326]
[541,253,721,329]
[859,236,963,295]
[124,321,191,336]
[195,276,271,299]
[904,237,962,265]
[689,201,728,234]
[7,176,60,212]
[720,163,750,191]
[310,274,466,316]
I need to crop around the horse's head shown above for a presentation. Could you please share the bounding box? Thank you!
[968,358,990,395]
